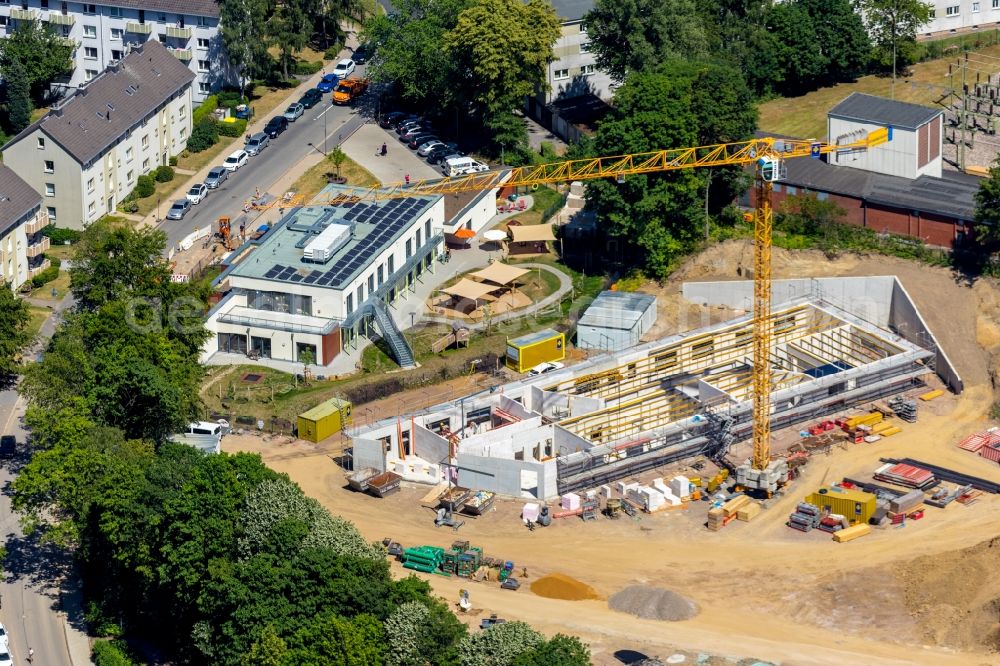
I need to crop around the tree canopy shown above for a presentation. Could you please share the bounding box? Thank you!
[0,283,31,381]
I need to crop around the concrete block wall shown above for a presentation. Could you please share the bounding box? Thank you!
[457,452,556,499]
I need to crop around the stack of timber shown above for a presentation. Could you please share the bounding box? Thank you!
[706,507,726,531]
[874,462,936,489]
[833,523,872,543]
[789,502,821,532]
[736,501,762,522]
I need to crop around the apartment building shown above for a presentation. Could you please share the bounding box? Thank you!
[542,0,613,104]
[0,0,226,101]
[1,40,194,230]
[0,165,49,290]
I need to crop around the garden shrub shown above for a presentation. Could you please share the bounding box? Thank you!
[134,175,155,199]
[153,165,174,183]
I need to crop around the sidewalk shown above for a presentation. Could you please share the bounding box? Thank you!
[341,123,440,184]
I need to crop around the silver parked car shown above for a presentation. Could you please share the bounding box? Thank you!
[166,199,191,220]
[204,166,229,189]
[245,132,269,156]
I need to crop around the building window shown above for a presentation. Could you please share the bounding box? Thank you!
[198,82,209,93]
[368,274,374,292]
[0,16,7,26]
[87,201,95,215]
[424,219,431,238]
[108,5,120,16]
[929,8,936,16]
[43,160,54,173]
[178,16,184,28]
[816,191,828,201]
[125,146,133,162]
[356,284,364,305]
[580,41,591,52]
[993,0,998,9]
[141,134,149,148]
[554,68,569,80]
[197,15,208,26]
[87,177,94,192]
[84,46,97,59]
[405,239,412,257]
[197,37,209,49]
[416,229,422,247]
[126,170,133,182]
[83,2,95,13]
[198,59,209,72]
[111,49,122,61]
[110,28,122,40]
[346,293,354,315]
[44,183,54,196]
[142,157,149,171]
[377,265,384,286]
[83,24,96,38]
[157,33,166,43]
[388,255,394,273]
[85,69,98,80]
[36,137,44,149]
[974,1,981,10]
[946,4,960,14]
[581,64,595,75]
[157,12,166,21]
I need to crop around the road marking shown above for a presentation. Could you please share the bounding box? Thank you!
[314,104,336,121]
[1,394,22,436]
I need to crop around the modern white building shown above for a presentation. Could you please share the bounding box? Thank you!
[1,41,194,230]
[0,164,50,291]
[204,189,448,369]
[0,0,226,102]
[827,93,943,179]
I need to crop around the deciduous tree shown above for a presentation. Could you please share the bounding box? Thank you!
[5,59,33,134]
[459,621,544,666]
[0,19,74,103]
[857,0,932,86]
[0,283,30,379]
[974,160,1000,244]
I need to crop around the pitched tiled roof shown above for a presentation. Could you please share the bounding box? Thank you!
[3,40,194,165]
[104,0,219,17]
[829,93,941,130]
[0,164,41,238]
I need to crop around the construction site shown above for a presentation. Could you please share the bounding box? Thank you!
[215,110,1000,664]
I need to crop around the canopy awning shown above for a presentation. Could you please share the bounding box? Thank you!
[469,262,529,286]
[440,278,497,301]
[509,224,556,243]
[452,228,476,239]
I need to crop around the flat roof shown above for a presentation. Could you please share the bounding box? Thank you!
[227,186,437,290]
[579,291,656,330]
[509,328,562,347]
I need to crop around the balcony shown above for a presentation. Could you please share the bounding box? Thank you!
[165,25,191,39]
[125,22,152,35]
[10,8,38,20]
[170,48,192,61]
[26,236,50,258]
[46,12,74,25]
[24,211,49,235]
[56,36,76,48]
[27,258,51,279]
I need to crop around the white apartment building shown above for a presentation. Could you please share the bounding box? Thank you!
[920,0,1000,36]
[0,0,225,102]
[205,191,447,368]
[543,0,614,104]
[0,164,49,291]
[1,41,194,230]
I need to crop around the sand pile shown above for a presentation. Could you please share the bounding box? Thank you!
[530,573,601,601]
[608,585,698,621]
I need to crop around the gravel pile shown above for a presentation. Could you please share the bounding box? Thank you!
[608,585,698,621]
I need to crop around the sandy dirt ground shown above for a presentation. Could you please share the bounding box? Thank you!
[224,244,1000,666]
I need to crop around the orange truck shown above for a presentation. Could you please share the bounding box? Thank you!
[332,77,369,105]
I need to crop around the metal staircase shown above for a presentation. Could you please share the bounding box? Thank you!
[368,298,416,368]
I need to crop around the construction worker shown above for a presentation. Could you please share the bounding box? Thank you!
[522,566,529,578]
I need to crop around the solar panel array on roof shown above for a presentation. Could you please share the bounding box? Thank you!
[257,198,429,289]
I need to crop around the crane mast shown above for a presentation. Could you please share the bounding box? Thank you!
[242,130,890,489]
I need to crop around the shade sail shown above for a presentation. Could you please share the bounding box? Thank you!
[452,228,476,239]
[441,278,497,300]
[508,224,555,243]
[469,262,529,286]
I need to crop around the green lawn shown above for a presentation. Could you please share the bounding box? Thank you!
[28,271,70,301]
[25,305,50,340]
[292,155,381,202]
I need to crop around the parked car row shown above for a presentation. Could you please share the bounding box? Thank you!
[379,111,479,171]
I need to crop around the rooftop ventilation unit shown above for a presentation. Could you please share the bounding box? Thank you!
[303,223,352,263]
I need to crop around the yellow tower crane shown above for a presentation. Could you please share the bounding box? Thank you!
[247,129,889,491]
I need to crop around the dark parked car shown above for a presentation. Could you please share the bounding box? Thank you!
[408,133,439,150]
[352,43,372,64]
[396,118,425,135]
[0,435,15,458]
[379,111,407,129]
[264,116,288,138]
[299,88,323,109]
[400,126,431,142]
[426,144,462,164]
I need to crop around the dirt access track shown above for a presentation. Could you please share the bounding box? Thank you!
[226,243,1000,666]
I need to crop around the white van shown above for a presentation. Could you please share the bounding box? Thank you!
[444,157,489,177]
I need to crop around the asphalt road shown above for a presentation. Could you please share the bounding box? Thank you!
[0,389,75,666]
[156,73,370,250]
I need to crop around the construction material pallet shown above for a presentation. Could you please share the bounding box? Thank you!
[888,457,1000,494]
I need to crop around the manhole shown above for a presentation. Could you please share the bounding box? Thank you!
[242,373,264,383]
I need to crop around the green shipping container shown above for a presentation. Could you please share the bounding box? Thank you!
[297,398,352,443]
[806,486,877,525]
[506,328,565,373]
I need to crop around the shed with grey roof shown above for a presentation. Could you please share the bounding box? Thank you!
[577,290,657,352]
[829,93,941,130]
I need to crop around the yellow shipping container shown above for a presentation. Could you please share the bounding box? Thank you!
[506,328,566,373]
[807,486,877,525]
[297,398,352,443]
